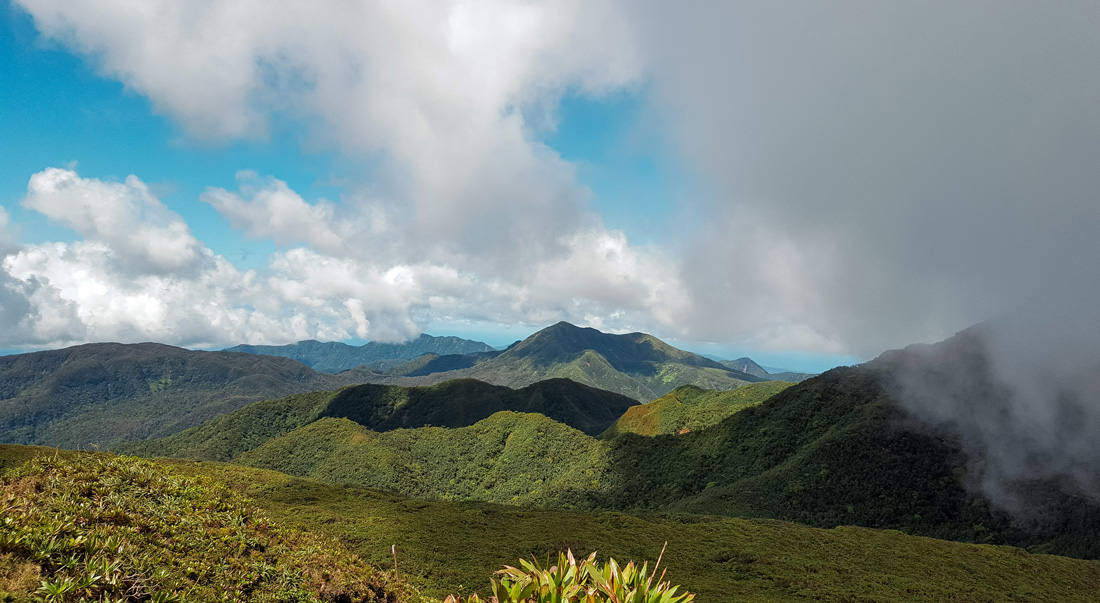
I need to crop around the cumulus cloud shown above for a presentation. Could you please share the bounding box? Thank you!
[2,167,684,348]
[22,168,209,276]
[15,0,643,275]
[18,0,1098,362]
[201,172,351,256]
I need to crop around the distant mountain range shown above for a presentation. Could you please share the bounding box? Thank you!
[0,343,368,448]
[223,333,494,372]
[720,357,815,382]
[0,322,788,449]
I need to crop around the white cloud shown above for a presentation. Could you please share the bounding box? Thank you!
[15,0,643,275]
[3,166,685,349]
[201,172,349,256]
[22,168,209,276]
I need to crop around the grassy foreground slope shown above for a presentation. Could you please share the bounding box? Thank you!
[4,446,1100,602]
[0,342,361,449]
[174,457,1100,602]
[0,450,414,602]
[132,378,637,461]
[601,382,793,437]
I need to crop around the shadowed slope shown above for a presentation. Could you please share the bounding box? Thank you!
[134,377,637,461]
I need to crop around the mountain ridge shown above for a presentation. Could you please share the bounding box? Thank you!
[373,321,766,401]
[224,333,494,373]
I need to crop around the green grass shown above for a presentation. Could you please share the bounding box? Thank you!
[0,450,416,602]
[176,458,1100,602]
[5,446,1100,603]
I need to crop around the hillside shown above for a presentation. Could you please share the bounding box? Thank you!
[133,377,637,461]
[600,381,793,437]
[155,331,1100,558]
[387,322,764,401]
[238,413,606,508]
[7,445,1100,603]
[0,450,412,602]
[0,342,364,449]
[225,334,494,372]
[4,446,1098,602]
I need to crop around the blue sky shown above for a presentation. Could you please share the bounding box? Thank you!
[2,1,1096,375]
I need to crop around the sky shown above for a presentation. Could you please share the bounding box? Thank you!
[1,1,1098,375]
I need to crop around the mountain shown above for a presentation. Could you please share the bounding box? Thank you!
[388,321,765,401]
[133,377,638,461]
[167,326,1100,558]
[224,333,494,372]
[719,357,769,378]
[765,370,815,382]
[720,357,816,382]
[0,342,364,448]
[600,381,793,437]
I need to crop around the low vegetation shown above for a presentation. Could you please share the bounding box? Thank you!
[180,458,1100,602]
[4,447,1100,602]
[443,550,694,603]
[0,452,414,602]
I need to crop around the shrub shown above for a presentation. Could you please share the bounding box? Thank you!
[444,548,694,603]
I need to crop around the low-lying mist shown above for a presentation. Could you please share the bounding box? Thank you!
[880,313,1100,517]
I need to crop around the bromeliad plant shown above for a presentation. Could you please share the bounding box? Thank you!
[444,547,694,603]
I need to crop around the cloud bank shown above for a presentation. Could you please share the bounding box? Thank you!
[7,1,1100,364]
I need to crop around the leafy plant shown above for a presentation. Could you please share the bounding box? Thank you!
[444,548,693,603]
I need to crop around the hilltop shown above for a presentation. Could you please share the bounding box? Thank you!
[0,342,367,449]
[225,333,494,373]
[384,322,764,401]
[600,381,793,437]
